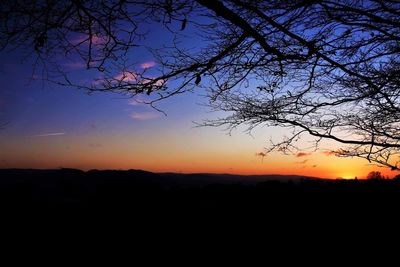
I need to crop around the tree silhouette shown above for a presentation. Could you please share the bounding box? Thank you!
[1,0,399,169]
[366,171,384,180]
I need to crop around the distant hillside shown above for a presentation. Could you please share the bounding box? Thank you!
[158,172,322,186]
[0,168,399,212]
[0,168,322,187]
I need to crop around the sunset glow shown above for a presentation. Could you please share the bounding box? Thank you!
[1,1,399,181]
[0,56,396,179]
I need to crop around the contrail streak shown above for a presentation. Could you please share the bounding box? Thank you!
[33,132,65,137]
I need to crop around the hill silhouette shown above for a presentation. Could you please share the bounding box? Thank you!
[1,167,400,246]
[1,168,400,213]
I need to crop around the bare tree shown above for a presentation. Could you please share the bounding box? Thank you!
[1,0,399,170]
[367,171,385,180]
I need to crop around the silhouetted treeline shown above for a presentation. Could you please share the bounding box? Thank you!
[1,168,400,213]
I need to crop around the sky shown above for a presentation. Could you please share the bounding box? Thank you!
[0,19,397,179]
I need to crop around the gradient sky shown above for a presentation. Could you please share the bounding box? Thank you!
[0,21,396,179]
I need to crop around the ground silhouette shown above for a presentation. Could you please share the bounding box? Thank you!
[1,167,399,252]
[1,168,399,214]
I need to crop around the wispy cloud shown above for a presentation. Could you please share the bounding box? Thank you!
[296,152,311,157]
[33,132,65,137]
[128,100,141,106]
[128,97,148,106]
[140,61,156,69]
[114,71,138,82]
[321,149,349,156]
[114,71,165,89]
[71,34,105,46]
[131,112,161,121]
[144,78,165,87]
[295,159,308,164]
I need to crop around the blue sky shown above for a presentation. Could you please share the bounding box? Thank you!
[0,15,390,179]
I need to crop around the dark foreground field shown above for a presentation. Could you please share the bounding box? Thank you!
[1,168,399,214]
[1,168,399,255]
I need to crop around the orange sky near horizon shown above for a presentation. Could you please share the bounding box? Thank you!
[1,43,398,180]
[1,119,397,179]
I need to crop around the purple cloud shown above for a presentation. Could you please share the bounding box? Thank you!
[140,61,156,69]
[131,112,161,121]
